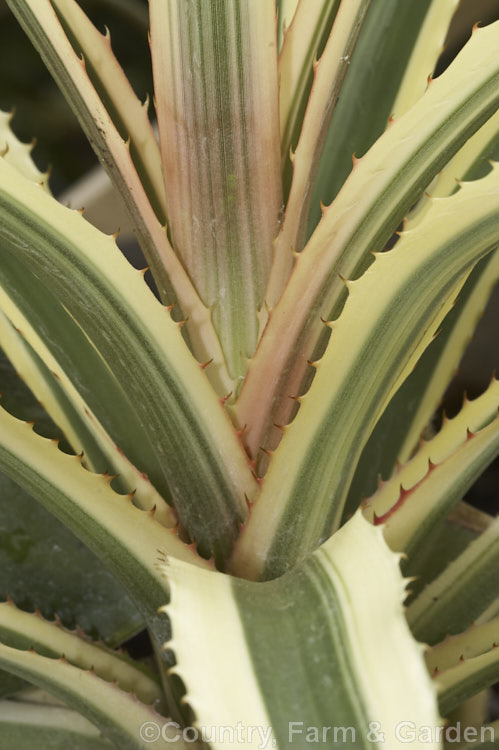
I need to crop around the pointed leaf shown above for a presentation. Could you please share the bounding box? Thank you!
[308,0,458,233]
[0,401,211,650]
[236,20,499,461]
[232,165,499,580]
[0,293,175,528]
[0,351,143,645]
[363,379,499,558]
[269,0,371,301]
[150,0,282,379]
[7,0,233,394]
[0,156,258,560]
[278,0,341,195]
[49,0,167,224]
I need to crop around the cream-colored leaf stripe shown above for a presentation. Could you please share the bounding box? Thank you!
[269,0,371,302]
[0,402,210,625]
[0,600,163,709]
[408,517,499,645]
[161,513,441,749]
[0,155,258,558]
[406,109,499,228]
[434,645,499,717]
[391,0,459,118]
[426,617,499,674]
[7,0,234,395]
[49,0,168,224]
[232,165,499,580]
[278,0,341,172]
[0,289,176,528]
[363,379,499,555]
[236,21,499,460]
[0,645,191,750]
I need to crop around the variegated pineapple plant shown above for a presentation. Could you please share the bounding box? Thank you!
[0,0,498,747]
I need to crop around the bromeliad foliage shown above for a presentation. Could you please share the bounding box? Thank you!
[0,0,498,747]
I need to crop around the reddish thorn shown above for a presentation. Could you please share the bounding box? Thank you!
[200,358,213,370]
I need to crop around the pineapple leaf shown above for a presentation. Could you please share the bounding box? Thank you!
[149,0,282,380]
[235,19,499,462]
[232,164,499,580]
[161,512,441,750]
[308,0,458,232]
[426,617,499,674]
[0,292,176,528]
[407,516,499,646]
[49,0,167,225]
[0,401,211,648]
[389,0,459,119]
[278,0,341,197]
[404,503,495,603]
[433,643,499,718]
[269,0,371,301]
[6,0,234,395]
[0,599,163,709]
[0,156,258,560]
[0,110,51,190]
[363,378,499,559]
[0,646,189,750]
[0,349,144,646]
